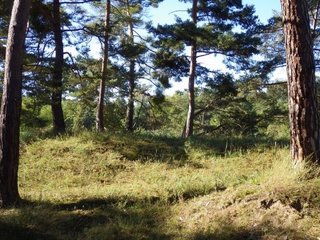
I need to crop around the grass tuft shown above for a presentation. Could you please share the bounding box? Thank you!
[0,133,319,239]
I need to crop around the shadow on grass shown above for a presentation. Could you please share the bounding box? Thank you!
[1,196,317,240]
[22,130,289,165]
[95,133,188,163]
[87,133,289,163]
[114,134,290,161]
[0,197,173,240]
[0,221,57,240]
[187,136,289,156]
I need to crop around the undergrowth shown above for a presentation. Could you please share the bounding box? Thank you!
[0,132,319,239]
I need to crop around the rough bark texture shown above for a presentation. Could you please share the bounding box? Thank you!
[52,0,66,134]
[96,0,111,132]
[183,0,198,138]
[281,0,320,164]
[0,0,30,207]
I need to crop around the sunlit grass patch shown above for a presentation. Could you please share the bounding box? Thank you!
[166,148,320,240]
[1,133,319,239]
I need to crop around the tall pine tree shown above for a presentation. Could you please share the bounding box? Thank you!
[151,0,260,137]
[0,0,30,207]
[281,0,320,163]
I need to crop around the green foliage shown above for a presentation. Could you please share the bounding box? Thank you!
[20,98,54,143]
[151,0,261,83]
[64,101,96,132]
[266,123,289,140]
[104,99,127,131]
[134,76,288,138]
[21,97,49,128]
[5,0,287,139]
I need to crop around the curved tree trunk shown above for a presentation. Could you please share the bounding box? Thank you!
[96,0,111,132]
[183,0,197,138]
[0,0,30,207]
[52,0,66,134]
[281,0,320,164]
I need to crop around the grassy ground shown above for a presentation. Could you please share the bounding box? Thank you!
[1,132,320,239]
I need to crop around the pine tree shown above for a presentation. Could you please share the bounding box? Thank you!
[0,0,31,207]
[96,0,111,132]
[281,0,320,163]
[151,0,260,137]
[51,0,66,134]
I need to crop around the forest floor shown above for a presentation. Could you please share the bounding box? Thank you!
[1,132,320,240]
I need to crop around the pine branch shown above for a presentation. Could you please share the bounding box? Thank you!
[60,0,100,4]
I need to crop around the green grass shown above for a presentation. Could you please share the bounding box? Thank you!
[0,132,319,239]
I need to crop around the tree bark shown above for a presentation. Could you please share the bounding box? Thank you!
[281,0,320,164]
[126,59,135,132]
[0,0,30,207]
[52,0,66,134]
[183,0,197,138]
[125,0,135,132]
[96,0,111,132]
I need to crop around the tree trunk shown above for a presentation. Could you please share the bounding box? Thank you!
[0,0,30,207]
[126,59,135,132]
[281,0,320,164]
[52,0,65,134]
[96,0,111,132]
[183,0,198,138]
[125,2,135,132]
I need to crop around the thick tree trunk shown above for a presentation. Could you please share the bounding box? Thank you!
[281,0,320,164]
[52,0,65,134]
[183,0,198,138]
[0,0,30,207]
[96,0,111,132]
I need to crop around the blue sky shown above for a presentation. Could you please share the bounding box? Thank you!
[243,0,281,22]
[147,0,283,94]
[149,0,281,25]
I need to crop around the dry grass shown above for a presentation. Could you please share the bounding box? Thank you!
[0,133,319,239]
